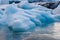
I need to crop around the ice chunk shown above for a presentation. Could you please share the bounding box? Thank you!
[53,14,60,22]
[28,0,59,3]
[24,9,55,27]
[5,3,60,32]
[17,0,52,11]
[0,0,22,4]
[0,0,9,4]
[0,9,7,25]
[5,3,19,15]
[52,4,60,22]
[40,0,59,2]
[10,10,55,32]
[9,0,22,1]
[53,4,60,15]
[7,11,36,32]
[28,0,38,3]
[18,1,36,10]
[5,5,36,32]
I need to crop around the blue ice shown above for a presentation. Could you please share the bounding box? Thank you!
[0,9,7,25]
[4,3,60,32]
[0,0,60,32]
[53,4,60,15]
[28,0,59,2]
[0,1,60,40]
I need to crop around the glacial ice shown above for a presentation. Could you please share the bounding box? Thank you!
[53,4,60,15]
[28,0,59,3]
[0,0,60,33]
[3,3,59,32]
[0,9,7,25]
[0,0,60,40]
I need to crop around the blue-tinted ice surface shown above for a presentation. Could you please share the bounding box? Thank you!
[0,1,60,32]
[0,0,22,4]
[0,1,60,40]
[28,0,59,3]
[0,0,59,5]
[0,9,7,25]
[53,4,60,15]
[0,2,58,32]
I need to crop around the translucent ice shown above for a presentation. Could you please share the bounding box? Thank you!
[5,5,36,32]
[0,9,7,25]
[28,0,59,2]
[5,5,52,32]
[24,9,55,27]
[0,0,9,4]
[0,2,60,32]
[53,4,60,15]
[18,1,36,10]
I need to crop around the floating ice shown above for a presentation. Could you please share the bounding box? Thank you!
[0,1,60,32]
[41,0,59,2]
[18,0,36,10]
[5,5,53,32]
[5,4,36,32]
[0,0,9,4]
[28,0,59,3]
[53,4,60,15]
[0,9,7,25]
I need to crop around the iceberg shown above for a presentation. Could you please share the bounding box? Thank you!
[0,1,60,40]
[28,0,59,3]
[53,4,60,15]
[4,2,60,32]
[5,5,52,32]
[5,5,36,32]
[17,0,36,10]
[0,0,60,33]
[0,9,7,25]
[42,0,59,2]
[0,0,9,4]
